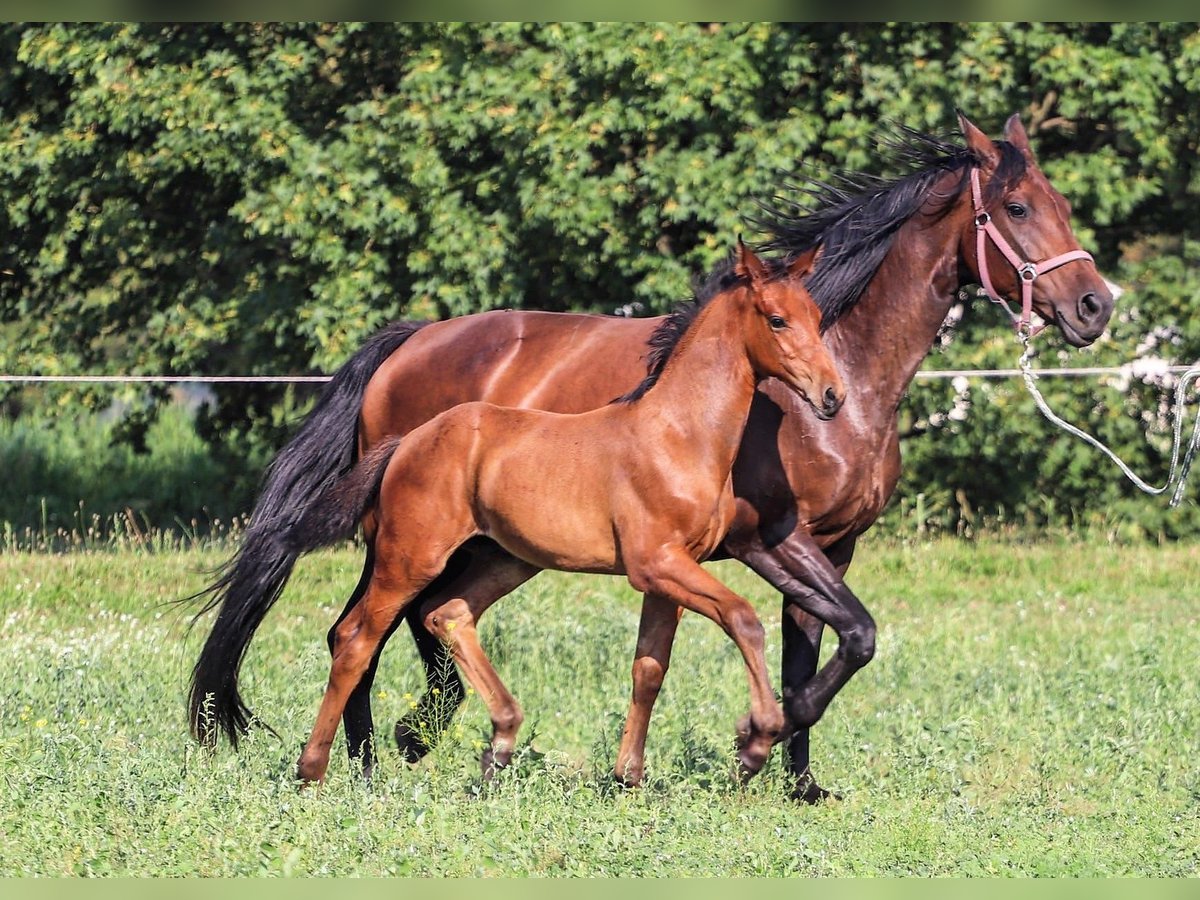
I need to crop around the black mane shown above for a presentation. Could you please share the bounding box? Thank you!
[616,123,1028,403]
[753,123,1027,329]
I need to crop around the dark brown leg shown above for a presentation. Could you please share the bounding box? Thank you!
[728,532,866,802]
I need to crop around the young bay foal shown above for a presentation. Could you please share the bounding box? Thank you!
[293,241,844,784]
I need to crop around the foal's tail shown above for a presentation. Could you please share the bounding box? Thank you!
[185,321,424,748]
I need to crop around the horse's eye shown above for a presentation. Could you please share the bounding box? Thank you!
[768,315,787,329]
[1006,202,1028,220]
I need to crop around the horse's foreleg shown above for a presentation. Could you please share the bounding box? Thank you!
[730,531,871,797]
[627,547,784,781]
[779,605,830,802]
[613,592,683,787]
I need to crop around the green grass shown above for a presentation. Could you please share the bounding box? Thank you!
[1,537,1198,876]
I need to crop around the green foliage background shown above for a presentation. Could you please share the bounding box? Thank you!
[2,23,1199,535]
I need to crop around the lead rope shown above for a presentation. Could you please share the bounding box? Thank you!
[1016,332,1200,507]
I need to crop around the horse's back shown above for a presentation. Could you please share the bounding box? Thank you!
[359,309,659,452]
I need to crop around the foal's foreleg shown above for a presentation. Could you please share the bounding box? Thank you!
[613,592,683,787]
[628,547,785,780]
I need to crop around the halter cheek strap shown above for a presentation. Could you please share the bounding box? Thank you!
[970,167,1094,338]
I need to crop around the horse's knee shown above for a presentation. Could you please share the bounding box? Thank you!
[726,604,766,649]
[841,617,876,669]
[329,610,364,655]
[491,701,523,740]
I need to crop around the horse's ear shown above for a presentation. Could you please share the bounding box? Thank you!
[786,245,819,280]
[1003,113,1035,160]
[957,110,999,171]
[734,236,768,288]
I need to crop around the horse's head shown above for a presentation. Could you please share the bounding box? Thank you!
[735,240,845,420]
[959,112,1114,347]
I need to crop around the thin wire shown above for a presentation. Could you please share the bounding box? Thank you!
[1017,335,1200,507]
[3,368,1196,385]
[0,375,332,384]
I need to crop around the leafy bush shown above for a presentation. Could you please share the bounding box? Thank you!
[0,402,252,540]
[1,23,1198,536]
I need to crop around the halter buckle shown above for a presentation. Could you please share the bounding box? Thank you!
[975,212,990,227]
[1018,262,1038,282]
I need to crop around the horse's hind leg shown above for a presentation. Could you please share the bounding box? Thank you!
[395,540,538,763]
[613,592,683,787]
[418,554,541,779]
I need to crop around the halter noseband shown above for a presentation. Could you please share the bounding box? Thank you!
[970,166,1094,338]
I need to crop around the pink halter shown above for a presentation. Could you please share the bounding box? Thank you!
[970,166,1094,338]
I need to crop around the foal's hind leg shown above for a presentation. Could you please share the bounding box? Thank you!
[396,541,540,764]
[330,542,386,777]
[298,586,412,784]
[297,547,450,785]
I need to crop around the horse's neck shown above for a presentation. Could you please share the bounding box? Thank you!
[631,294,758,475]
[829,206,965,415]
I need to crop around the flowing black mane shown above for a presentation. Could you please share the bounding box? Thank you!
[617,124,1028,403]
[754,123,1027,329]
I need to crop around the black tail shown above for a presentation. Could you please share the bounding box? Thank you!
[186,321,425,747]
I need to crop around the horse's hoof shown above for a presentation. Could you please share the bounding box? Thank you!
[394,717,432,764]
[613,767,644,790]
[791,773,840,805]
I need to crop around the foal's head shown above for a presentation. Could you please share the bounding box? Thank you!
[735,240,845,420]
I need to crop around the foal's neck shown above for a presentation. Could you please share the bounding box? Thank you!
[627,290,759,472]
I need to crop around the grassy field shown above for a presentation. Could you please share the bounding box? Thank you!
[1,536,1198,876]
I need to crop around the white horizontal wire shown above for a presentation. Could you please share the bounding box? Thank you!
[0,366,1196,385]
[0,374,332,384]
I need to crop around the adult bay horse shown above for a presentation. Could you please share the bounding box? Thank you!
[283,242,842,783]
[188,114,1114,799]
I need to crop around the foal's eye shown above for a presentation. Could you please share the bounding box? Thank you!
[1006,202,1029,220]
[768,315,787,330]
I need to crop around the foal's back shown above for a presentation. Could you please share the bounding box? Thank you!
[376,397,648,575]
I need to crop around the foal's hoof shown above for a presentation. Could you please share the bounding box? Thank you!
[735,713,752,746]
[612,762,645,790]
[480,746,510,781]
[394,717,433,764]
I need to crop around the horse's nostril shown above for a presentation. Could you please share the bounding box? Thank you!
[1079,291,1101,320]
[823,387,842,412]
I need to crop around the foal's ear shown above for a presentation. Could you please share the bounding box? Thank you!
[734,236,768,288]
[1003,113,1035,160]
[957,110,1000,171]
[786,245,819,280]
